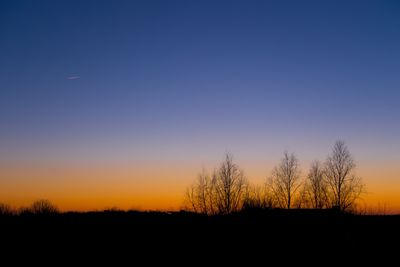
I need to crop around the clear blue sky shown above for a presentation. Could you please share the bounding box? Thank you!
[1,0,399,163]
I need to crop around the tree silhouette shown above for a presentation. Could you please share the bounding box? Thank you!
[214,153,248,214]
[325,141,364,212]
[185,168,216,215]
[268,152,301,209]
[185,153,248,215]
[184,141,367,214]
[306,161,329,209]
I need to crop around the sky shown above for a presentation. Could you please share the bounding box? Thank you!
[1,0,400,212]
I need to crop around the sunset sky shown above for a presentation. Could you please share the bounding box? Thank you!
[1,0,399,213]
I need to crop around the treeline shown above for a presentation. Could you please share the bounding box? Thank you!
[0,199,59,216]
[0,140,365,216]
[185,140,365,215]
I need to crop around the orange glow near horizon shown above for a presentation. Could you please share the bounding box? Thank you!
[1,160,399,214]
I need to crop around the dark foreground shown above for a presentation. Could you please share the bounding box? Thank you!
[1,210,399,263]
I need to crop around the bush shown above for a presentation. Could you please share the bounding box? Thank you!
[0,203,14,216]
[29,199,59,215]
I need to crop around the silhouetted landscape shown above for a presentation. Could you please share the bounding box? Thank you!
[1,207,399,263]
[1,141,399,261]
[2,0,400,263]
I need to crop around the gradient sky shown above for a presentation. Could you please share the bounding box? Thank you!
[1,0,400,212]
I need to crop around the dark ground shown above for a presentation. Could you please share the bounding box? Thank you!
[1,210,399,264]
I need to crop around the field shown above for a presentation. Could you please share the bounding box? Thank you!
[1,210,399,263]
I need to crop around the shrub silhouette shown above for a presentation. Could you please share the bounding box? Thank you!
[0,203,13,216]
[29,199,59,215]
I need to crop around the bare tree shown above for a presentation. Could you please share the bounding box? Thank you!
[294,183,310,209]
[185,153,248,215]
[214,153,248,214]
[268,152,302,209]
[306,161,328,209]
[325,141,364,212]
[185,169,216,215]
